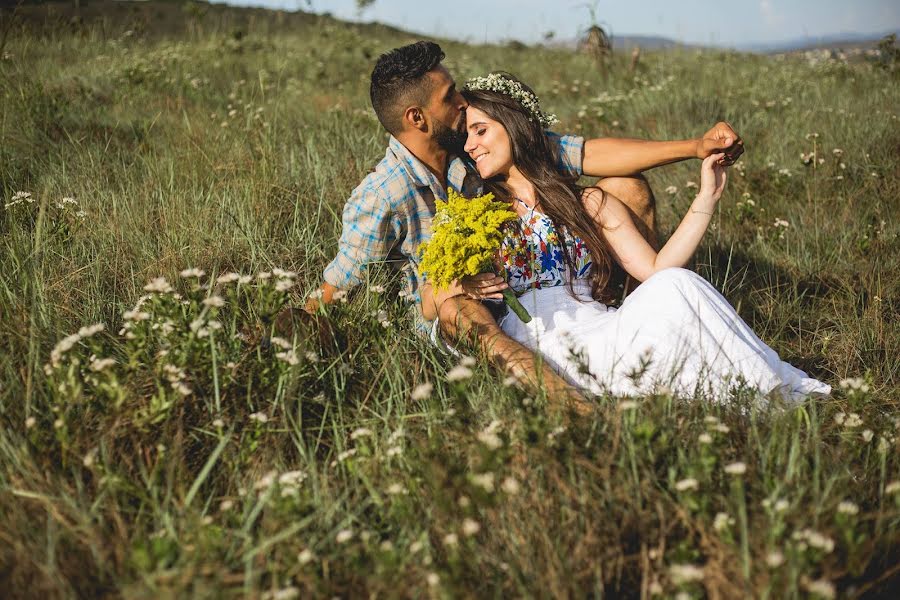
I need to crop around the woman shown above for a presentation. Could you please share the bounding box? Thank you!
[423,73,829,402]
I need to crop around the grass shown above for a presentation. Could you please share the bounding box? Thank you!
[1,2,898,598]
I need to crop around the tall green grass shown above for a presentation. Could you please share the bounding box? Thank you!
[1,5,898,598]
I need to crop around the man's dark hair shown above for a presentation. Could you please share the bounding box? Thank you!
[370,41,445,135]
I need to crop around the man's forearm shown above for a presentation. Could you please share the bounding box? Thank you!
[582,137,699,177]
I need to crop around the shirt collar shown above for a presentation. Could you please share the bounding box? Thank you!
[387,136,483,198]
[388,135,441,191]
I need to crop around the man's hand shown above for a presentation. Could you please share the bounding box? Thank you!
[460,272,508,300]
[304,282,340,313]
[696,121,744,166]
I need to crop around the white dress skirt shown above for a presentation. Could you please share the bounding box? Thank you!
[499,268,831,402]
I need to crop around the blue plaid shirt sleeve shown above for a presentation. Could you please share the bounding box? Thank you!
[546,131,585,178]
[323,185,398,290]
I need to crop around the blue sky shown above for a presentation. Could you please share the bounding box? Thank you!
[222,0,899,48]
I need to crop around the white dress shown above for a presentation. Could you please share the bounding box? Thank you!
[497,206,831,402]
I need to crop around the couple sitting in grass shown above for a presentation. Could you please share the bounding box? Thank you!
[306,41,830,409]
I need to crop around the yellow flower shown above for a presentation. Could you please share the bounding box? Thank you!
[418,189,516,290]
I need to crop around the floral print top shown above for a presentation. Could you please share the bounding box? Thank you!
[498,202,593,294]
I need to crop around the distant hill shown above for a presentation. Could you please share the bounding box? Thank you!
[742,30,898,54]
[4,0,895,57]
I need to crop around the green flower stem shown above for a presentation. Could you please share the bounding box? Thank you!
[502,288,532,323]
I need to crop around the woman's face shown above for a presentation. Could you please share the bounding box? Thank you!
[464,106,513,179]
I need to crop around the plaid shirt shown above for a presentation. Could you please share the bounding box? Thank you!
[323,133,585,307]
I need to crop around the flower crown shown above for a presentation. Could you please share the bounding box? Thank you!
[464,73,559,128]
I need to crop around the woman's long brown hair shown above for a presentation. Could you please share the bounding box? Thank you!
[462,76,615,303]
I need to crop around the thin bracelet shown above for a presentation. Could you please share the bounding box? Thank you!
[691,207,715,216]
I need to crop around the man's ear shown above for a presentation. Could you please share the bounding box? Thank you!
[404,106,427,132]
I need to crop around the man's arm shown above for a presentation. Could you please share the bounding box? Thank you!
[581,121,745,178]
[306,187,395,313]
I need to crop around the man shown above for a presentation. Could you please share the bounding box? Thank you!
[306,41,743,413]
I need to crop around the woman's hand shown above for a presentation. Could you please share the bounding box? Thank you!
[460,272,508,300]
[698,153,728,203]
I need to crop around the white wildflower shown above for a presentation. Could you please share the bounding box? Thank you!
[337,448,357,462]
[253,470,277,491]
[275,279,294,292]
[410,382,433,401]
[263,587,299,600]
[219,499,234,512]
[271,268,297,279]
[675,478,699,492]
[843,413,863,428]
[442,533,459,547]
[669,563,705,585]
[713,512,733,532]
[447,364,473,382]
[426,572,440,587]
[839,377,870,393]
[269,336,292,350]
[216,272,240,284]
[724,462,747,476]
[619,400,638,411]
[89,356,116,372]
[665,185,678,195]
[25,416,36,429]
[202,295,225,308]
[297,548,315,565]
[386,483,406,495]
[350,427,373,440]
[249,412,269,423]
[837,501,859,516]
[793,528,835,553]
[862,429,874,442]
[477,429,503,450]
[386,445,402,457]
[698,433,713,444]
[802,577,835,599]
[884,481,900,494]
[336,529,353,544]
[143,277,173,293]
[275,350,299,366]
[470,472,495,493]
[462,518,481,536]
[123,310,150,322]
[180,268,205,279]
[766,551,784,568]
[501,477,521,495]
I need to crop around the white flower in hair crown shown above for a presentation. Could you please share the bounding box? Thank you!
[464,73,559,128]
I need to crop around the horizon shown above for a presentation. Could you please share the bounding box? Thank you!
[218,0,900,50]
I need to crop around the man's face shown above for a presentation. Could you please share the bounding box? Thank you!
[423,65,468,153]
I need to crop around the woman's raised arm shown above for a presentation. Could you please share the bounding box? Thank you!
[584,153,727,282]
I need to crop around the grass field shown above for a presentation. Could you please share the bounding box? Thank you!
[1,2,899,598]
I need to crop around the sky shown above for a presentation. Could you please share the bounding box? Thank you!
[221,0,899,49]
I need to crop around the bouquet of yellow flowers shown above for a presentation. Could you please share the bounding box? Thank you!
[418,189,531,323]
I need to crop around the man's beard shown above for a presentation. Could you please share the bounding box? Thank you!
[433,118,467,156]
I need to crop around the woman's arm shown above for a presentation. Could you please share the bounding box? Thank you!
[584,154,728,282]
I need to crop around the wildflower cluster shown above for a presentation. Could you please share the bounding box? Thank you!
[418,189,530,322]
[464,73,558,127]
